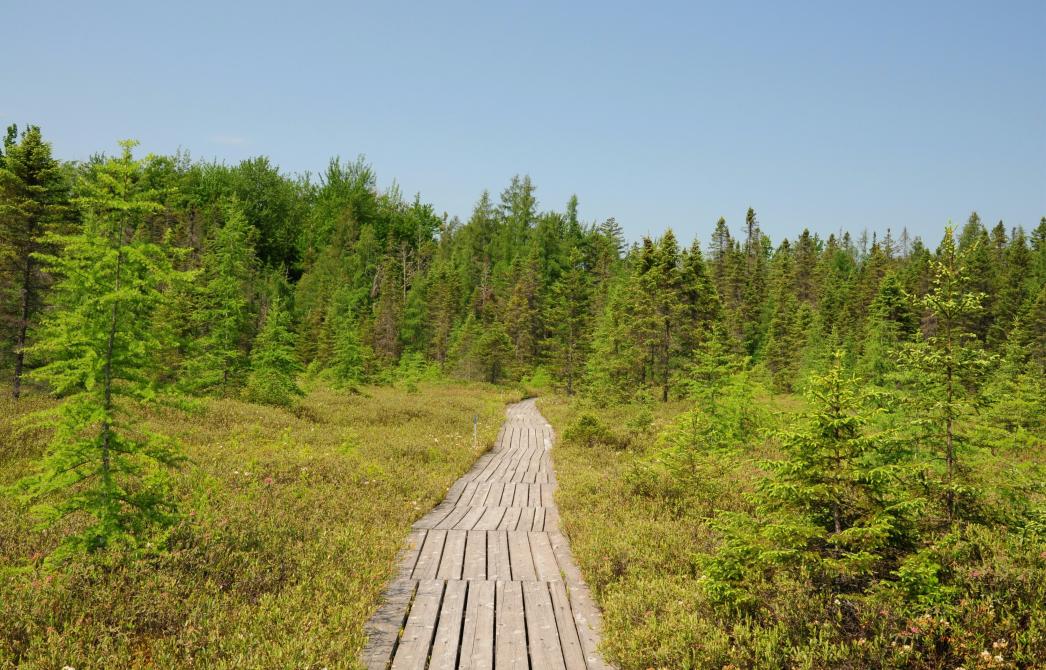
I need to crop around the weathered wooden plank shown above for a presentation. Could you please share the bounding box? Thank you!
[361,578,417,670]
[494,580,528,670]
[507,531,536,581]
[363,398,610,670]
[484,482,506,506]
[498,481,516,506]
[473,506,507,531]
[550,530,610,670]
[395,529,426,576]
[463,530,487,580]
[429,579,468,670]
[515,507,535,532]
[458,480,480,505]
[523,581,567,670]
[411,529,447,580]
[437,529,467,580]
[456,505,487,531]
[390,579,444,670]
[468,481,493,507]
[549,579,587,670]
[459,580,495,669]
[544,505,561,533]
[413,499,457,529]
[529,531,560,582]
[436,504,472,531]
[497,507,521,531]
[487,531,511,581]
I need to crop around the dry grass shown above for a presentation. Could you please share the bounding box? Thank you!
[0,382,518,669]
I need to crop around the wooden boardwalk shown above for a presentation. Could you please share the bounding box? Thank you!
[362,398,610,670]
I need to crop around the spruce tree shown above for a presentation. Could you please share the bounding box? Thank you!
[546,248,590,394]
[706,353,914,603]
[474,319,513,383]
[325,288,367,389]
[738,208,769,355]
[0,125,72,398]
[640,231,686,401]
[502,252,542,369]
[858,272,916,385]
[180,200,256,394]
[583,281,640,402]
[898,226,993,523]
[245,296,303,407]
[15,141,188,558]
[762,352,912,576]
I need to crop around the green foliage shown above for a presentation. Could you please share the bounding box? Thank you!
[0,125,72,398]
[898,226,995,524]
[180,199,256,395]
[1,384,515,667]
[12,141,189,560]
[564,412,619,449]
[244,296,303,407]
[546,248,590,394]
[321,287,369,390]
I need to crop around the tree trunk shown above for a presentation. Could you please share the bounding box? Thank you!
[662,319,671,402]
[101,246,124,490]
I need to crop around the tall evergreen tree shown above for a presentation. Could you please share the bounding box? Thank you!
[15,141,188,558]
[546,248,591,394]
[0,125,72,398]
[899,226,993,523]
[180,200,256,394]
[245,296,303,407]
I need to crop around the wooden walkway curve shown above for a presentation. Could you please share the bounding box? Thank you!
[362,398,610,670]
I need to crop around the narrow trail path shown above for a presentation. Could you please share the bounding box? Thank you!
[362,398,610,670]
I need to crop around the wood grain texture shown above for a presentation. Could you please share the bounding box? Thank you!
[362,399,611,668]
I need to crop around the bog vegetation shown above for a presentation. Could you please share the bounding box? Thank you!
[1,125,1044,668]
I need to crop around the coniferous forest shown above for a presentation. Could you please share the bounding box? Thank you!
[2,126,1046,668]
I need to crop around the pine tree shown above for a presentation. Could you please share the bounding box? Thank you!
[858,272,916,385]
[988,227,1031,348]
[898,226,994,524]
[424,262,461,366]
[180,200,256,394]
[979,317,1046,451]
[957,212,994,342]
[474,319,513,383]
[245,296,303,407]
[14,141,188,558]
[0,125,72,398]
[705,353,915,605]
[762,240,806,391]
[639,231,687,401]
[324,287,367,389]
[708,216,733,299]
[761,352,913,577]
[371,259,404,363]
[738,208,769,355]
[546,248,590,394]
[502,252,542,369]
[583,281,640,402]
[679,240,724,351]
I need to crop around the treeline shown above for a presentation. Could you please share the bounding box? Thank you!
[2,126,1045,557]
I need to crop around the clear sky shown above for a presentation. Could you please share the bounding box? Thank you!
[3,1,1044,244]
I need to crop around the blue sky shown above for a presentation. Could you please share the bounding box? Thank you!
[3,1,1044,244]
